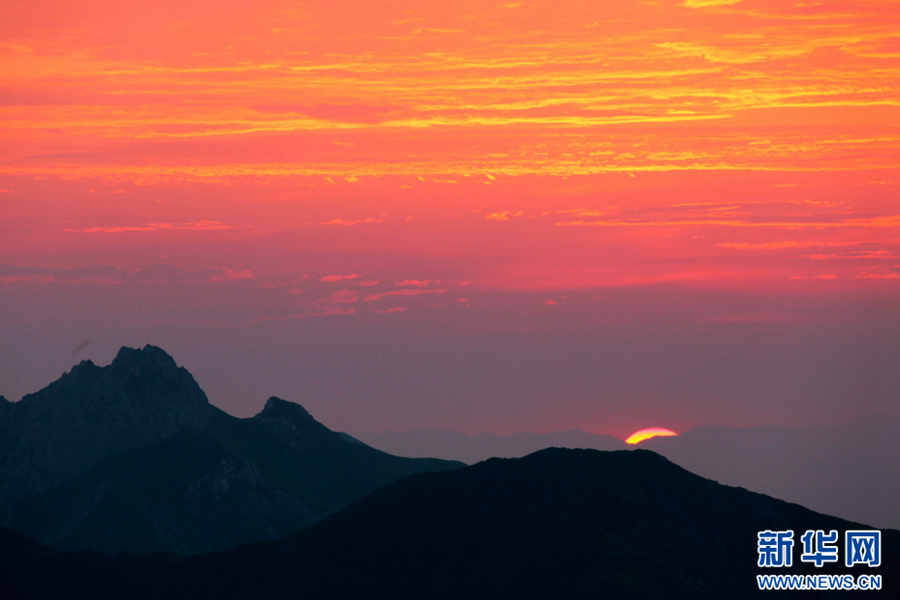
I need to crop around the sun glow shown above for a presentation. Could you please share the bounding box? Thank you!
[625,427,679,445]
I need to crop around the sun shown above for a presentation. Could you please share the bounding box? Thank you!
[625,427,679,445]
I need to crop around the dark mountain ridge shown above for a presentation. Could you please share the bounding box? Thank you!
[356,417,900,530]
[3,448,895,599]
[0,346,222,521]
[0,346,462,554]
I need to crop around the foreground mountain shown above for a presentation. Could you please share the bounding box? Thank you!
[4,448,896,599]
[357,419,900,530]
[0,346,462,554]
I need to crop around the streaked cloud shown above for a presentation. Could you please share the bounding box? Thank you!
[373,306,406,314]
[0,263,253,285]
[321,273,360,282]
[320,289,360,304]
[802,250,897,261]
[364,288,446,302]
[394,279,437,287]
[684,0,743,7]
[318,217,388,226]
[68,221,233,233]
[717,241,862,250]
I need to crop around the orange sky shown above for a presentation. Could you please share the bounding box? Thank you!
[1,0,898,433]
[3,0,899,288]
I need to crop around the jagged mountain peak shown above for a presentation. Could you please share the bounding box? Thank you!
[25,345,208,410]
[111,344,178,371]
[54,358,101,385]
[106,345,204,400]
[257,397,313,422]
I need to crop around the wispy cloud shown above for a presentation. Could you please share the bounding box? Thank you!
[394,279,437,287]
[684,0,743,7]
[321,273,360,282]
[0,264,124,285]
[68,221,234,233]
[696,313,802,324]
[249,306,355,324]
[484,211,523,221]
[555,214,900,231]
[364,288,446,301]
[320,289,359,304]
[318,217,387,226]
[803,250,897,261]
[790,274,839,280]
[717,241,862,250]
[0,263,253,285]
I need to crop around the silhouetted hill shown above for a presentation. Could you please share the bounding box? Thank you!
[0,346,462,554]
[357,419,900,530]
[5,449,896,599]
[353,428,628,463]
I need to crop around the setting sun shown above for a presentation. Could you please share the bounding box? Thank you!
[625,427,679,445]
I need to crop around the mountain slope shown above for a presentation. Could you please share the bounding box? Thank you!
[643,417,900,530]
[9,431,316,554]
[7,448,896,599]
[0,346,462,554]
[205,397,460,519]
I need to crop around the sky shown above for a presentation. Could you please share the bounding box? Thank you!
[1,0,899,439]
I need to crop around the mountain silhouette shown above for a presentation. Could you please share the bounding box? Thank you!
[3,448,895,599]
[0,345,220,523]
[356,419,900,530]
[0,346,462,554]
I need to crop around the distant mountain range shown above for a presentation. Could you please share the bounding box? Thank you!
[354,417,900,530]
[4,448,896,599]
[0,346,462,554]
[353,428,628,463]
